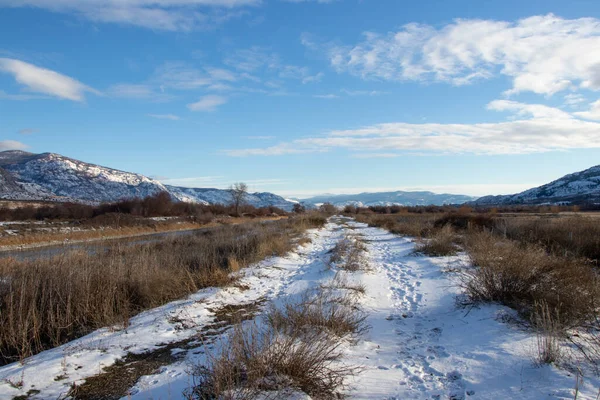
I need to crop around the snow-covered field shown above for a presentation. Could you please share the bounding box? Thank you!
[1,217,598,399]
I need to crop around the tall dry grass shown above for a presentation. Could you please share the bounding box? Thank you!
[354,214,436,238]
[0,215,326,365]
[498,216,600,263]
[462,231,598,326]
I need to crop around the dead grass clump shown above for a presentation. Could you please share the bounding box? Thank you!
[0,218,321,365]
[329,236,368,272]
[185,325,354,400]
[532,301,563,366]
[415,225,458,256]
[462,231,598,327]
[266,290,368,341]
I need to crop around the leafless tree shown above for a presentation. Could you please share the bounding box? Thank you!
[229,182,248,216]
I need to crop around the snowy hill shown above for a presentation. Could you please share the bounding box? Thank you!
[301,190,476,208]
[0,151,295,210]
[472,165,600,206]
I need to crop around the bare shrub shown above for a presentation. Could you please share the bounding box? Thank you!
[354,214,435,238]
[185,324,355,400]
[329,236,368,272]
[266,289,368,341]
[0,217,325,364]
[461,231,598,326]
[415,225,458,256]
[500,215,600,263]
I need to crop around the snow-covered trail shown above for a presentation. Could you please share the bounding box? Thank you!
[1,217,599,399]
[345,220,600,400]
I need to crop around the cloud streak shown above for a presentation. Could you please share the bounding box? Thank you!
[0,140,28,151]
[0,0,258,31]
[224,100,600,156]
[0,58,98,101]
[306,14,600,96]
[187,95,227,111]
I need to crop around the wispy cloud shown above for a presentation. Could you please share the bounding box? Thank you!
[17,128,38,135]
[224,100,600,156]
[574,100,600,121]
[0,58,98,101]
[187,95,227,112]
[305,14,600,96]
[245,135,275,140]
[0,0,258,31]
[0,140,28,151]
[147,113,180,121]
[313,94,339,99]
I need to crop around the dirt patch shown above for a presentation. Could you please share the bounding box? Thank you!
[68,300,264,400]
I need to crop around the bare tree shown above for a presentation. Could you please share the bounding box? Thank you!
[229,182,248,216]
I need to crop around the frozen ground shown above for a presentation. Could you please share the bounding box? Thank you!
[0,217,598,399]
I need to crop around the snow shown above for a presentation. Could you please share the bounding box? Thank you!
[0,217,598,399]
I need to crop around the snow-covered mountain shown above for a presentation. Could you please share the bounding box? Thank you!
[472,165,600,206]
[301,191,476,208]
[0,150,295,210]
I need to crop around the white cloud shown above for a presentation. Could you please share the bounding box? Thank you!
[563,93,586,107]
[187,95,227,111]
[0,58,98,101]
[313,94,339,99]
[107,84,154,98]
[18,128,37,135]
[0,0,257,31]
[574,100,600,121]
[147,113,180,120]
[0,140,28,151]
[224,100,600,156]
[308,14,600,96]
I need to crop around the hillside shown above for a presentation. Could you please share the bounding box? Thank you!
[302,190,476,207]
[473,165,600,206]
[0,151,295,210]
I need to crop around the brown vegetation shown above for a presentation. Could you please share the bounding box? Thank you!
[0,214,326,365]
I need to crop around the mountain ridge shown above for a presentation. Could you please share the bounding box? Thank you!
[472,165,600,206]
[0,150,296,210]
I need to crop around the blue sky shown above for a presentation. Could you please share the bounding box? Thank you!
[1,0,600,198]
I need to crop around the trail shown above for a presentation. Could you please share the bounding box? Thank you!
[1,217,599,399]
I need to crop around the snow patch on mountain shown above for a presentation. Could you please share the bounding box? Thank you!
[0,151,295,210]
[302,191,476,208]
[473,165,600,206]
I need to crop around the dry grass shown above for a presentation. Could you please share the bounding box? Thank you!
[266,289,368,341]
[0,216,286,249]
[354,213,436,238]
[0,216,325,365]
[461,231,598,327]
[532,301,563,366]
[498,215,600,263]
[415,225,458,256]
[329,235,368,272]
[185,324,354,400]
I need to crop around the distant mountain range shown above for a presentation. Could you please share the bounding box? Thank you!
[472,165,600,206]
[299,191,477,207]
[0,151,295,211]
[3,150,596,210]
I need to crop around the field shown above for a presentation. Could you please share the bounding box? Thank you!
[0,209,600,399]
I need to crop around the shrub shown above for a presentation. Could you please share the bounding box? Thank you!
[415,225,458,256]
[266,289,368,340]
[461,231,598,326]
[0,217,322,364]
[185,325,354,400]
